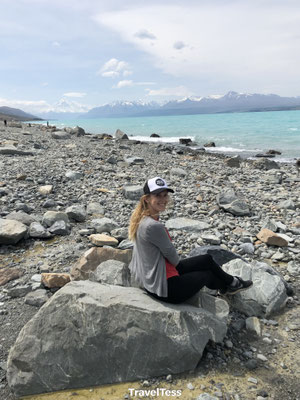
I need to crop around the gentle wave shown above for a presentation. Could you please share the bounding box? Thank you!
[129,135,194,143]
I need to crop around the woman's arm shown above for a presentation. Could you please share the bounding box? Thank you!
[146,222,180,266]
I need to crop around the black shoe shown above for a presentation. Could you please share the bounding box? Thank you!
[222,277,253,295]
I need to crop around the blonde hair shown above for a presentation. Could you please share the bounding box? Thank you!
[128,195,151,241]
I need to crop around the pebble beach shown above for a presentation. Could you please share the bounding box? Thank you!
[0,121,300,400]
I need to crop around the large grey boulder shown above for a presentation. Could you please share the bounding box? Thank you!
[89,260,130,286]
[51,131,71,140]
[217,189,250,216]
[222,259,288,317]
[166,218,210,232]
[0,219,28,245]
[189,246,244,266]
[7,281,227,397]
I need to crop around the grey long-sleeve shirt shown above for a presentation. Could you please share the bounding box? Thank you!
[129,216,180,297]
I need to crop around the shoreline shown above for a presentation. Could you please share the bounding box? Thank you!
[0,122,300,399]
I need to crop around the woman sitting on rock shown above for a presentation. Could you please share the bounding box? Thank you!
[128,176,253,304]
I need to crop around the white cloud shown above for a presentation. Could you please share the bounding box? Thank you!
[173,41,185,50]
[113,80,134,89]
[146,86,193,97]
[94,2,300,90]
[98,58,132,78]
[0,97,90,114]
[134,29,156,40]
[52,41,61,47]
[63,92,87,98]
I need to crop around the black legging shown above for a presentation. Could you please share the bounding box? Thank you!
[147,254,234,304]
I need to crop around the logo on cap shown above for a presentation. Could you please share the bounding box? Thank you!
[155,178,165,186]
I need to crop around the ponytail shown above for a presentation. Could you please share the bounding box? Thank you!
[128,195,151,241]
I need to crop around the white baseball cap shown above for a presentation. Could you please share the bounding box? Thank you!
[143,177,174,195]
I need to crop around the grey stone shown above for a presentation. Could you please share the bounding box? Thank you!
[186,292,229,323]
[287,261,300,277]
[5,211,36,226]
[278,199,296,210]
[7,281,227,397]
[170,167,187,177]
[0,146,35,156]
[24,289,49,307]
[90,217,118,233]
[65,205,87,222]
[89,260,130,287]
[42,211,69,227]
[225,156,241,168]
[29,222,52,239]
[201,233,221,245]
[222,259,288,317]
[239,243,255,255]
[166,217,210,232]
[0,219,28,245]
[115,129,128,140]
[246,317,261,336]
[48,220,70,235]
[123,185,143,200]
[7,285,32,298]
[188,246,244,266]
[65,170,83,180]
[124,156,145,165]
[69,126,85,136]
[86,202,105,216]
[42,199,57,208]
[261,218,278,232]
[253,158,280,170]
[51,131,71,140]
[217,189,250,216]
[196,394,219,400]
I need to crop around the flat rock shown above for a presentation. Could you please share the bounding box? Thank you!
[0,219,28,245]
[71,247,133,280]
[217,189,250,216]
[86,202,105,216]
[7,281,227,397]
[0,146,35,156]
[48,220,70,235]
[166,218,210,232]
[89,234,118,247]
[51,132,71,140]
[5,211,36,226]
[256,228,288,247]
[41,273,71,288]
[124,156,145,165]
[0,267,23,286]
[189,246,244,266]
[65,170,83,180]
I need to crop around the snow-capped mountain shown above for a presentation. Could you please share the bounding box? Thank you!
[83,100,160,118]
[81,91,300,118]
[36,99,90,120]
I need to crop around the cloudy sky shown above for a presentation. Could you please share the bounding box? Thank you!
[1,0,300,114]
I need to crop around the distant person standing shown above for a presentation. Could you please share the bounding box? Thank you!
[4,119,7,127]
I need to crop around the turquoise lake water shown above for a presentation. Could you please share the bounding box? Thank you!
[36,110,300,161]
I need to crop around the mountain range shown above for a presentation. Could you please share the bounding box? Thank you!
[80,91,300,118]
[2,91,300,121]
